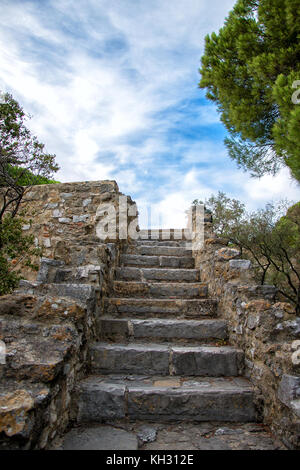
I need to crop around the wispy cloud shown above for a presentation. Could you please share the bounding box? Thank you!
[0,0,298,227]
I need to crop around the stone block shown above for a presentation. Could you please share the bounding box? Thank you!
[142,268,199,282]
[171,346,241,376]
[229,259,252,270]
[216,247,240,261]
[159,256,194,269]
[99,319,130,339]
[62,425,138,450]
[37,258,65,283]
[131,319,227,341]
[127,380,256,422]
[120,255,159,267]
[90,343,170,375]
[77,379,126,422]
[137,246,192,257]
[278,375,300,407]
[106,298,218,318]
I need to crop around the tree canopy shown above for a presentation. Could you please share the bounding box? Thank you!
[199,192,300,314]
[199,0,300,181]
[0,92,59,294]
[0,92,59,222]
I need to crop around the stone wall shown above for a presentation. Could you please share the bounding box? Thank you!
[193,234,300,449]
[0,180,138,449]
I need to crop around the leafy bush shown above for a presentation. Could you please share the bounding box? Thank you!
[0,214,41,295]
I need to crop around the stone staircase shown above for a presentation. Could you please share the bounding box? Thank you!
[75,233,258,424]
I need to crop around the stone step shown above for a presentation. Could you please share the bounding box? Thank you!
[137,229,191,241]
[105,298,218,318]
[134,245,192,257]
[113,281,207,299]
[76,375,257,423]
[120,254,194,269]
[116,267,199,282]
[36,258,102,285]
[99,318,227,342]
[89,343,243,376]
[135,240,185,246]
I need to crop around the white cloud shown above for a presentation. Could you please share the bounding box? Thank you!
[243,168,300,208]
[0,0,298,227]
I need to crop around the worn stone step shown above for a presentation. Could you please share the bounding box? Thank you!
[137,229,190,241]
[120,254,194,268]
[116,267,199,282]
[135,245,192,257]
[113,281,207,299]
[100,318,227,342]
[135,240,184,246]
[105,297,218,318]
[76,375,257,423]
[89,343,243,376]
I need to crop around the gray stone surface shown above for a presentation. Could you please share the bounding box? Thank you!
[106,297,218,318]
[77,379,126,422]
[100,318,130,339]
[90,343,170,375]
[229,259,252,270]
[99,318,227,341]
[59,421,285,450]
[137,422,285,450]
[40,283,95,306]
[236,284,277,300]
[121,254,160,267]
[116,267,200,282]
[116,267,143,281]
[290,399,300,417]
[61,421,285,450]
[36,258,65,283]
[113,281,207,299]
[61,425,138,450]
[149,282,206,298]
[142,268,199,282]
[75,376,256,423]
[137,246,192,257]
[171,346,241,376]
[127,386,255,422]
[278,374,300,407]
[136,425,157,443]
[130,319,227,341]
[135,240,183,246]
[160,256,194,269]
[121,254,194,269]
[89,343,243,377]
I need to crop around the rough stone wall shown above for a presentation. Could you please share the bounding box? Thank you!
[193,234,300,449]
[16,180,134,274]
[0,180,138,449]
[0,291,97,449]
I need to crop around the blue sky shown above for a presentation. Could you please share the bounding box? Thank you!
[0,0,299,227]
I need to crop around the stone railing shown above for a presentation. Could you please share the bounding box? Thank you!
[193,234,300,449]
[0,180,138,449]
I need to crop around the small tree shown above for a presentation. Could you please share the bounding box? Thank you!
[196,193,300,314]
[0,92,59,293]
[201,191,245,237]
[0,93,58,229]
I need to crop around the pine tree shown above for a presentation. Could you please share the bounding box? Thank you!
[199,0,300,181]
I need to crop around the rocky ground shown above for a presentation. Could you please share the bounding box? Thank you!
[53,421,286,450]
